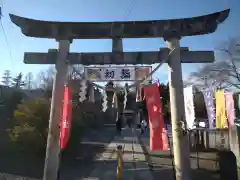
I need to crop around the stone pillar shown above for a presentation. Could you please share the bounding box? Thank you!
[166,38,191,180]
[43,40,70,180]
[111,38,123,121]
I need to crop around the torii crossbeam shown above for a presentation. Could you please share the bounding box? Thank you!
[24,49,214,65]
[10,9,229,39]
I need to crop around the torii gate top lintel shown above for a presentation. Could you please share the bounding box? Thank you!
[9,9,230,40]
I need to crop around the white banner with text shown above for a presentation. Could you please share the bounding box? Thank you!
[84,66,152,81]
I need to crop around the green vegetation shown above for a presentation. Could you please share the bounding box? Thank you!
[3,87,105,158]
[7,98,49,155]
[3,90,24,117]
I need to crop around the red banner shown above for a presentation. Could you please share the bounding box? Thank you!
[59,86,72,149]
[144,83,169,151]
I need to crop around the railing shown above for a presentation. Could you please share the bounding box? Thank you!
[189,128,230,151]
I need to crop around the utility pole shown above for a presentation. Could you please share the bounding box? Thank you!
[43,40,70,180]
[166,38,191,180]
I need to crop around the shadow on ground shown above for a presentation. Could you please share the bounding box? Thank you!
[138,132,239,180]
[60,159,118,180]
[148,167,220,180]
[0,125,116,179]
[0,146,44,179]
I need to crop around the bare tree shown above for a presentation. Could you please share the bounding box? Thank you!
[25,72,34,89]
[37,65,83,90]
[37,67,55,90]
[70,64,84,80]
[187,37,240,91]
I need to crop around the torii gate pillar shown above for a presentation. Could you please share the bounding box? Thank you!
[166,38,191,179]
[43,40,71,180]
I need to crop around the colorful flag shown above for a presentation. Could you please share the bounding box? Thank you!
[203,90,215,129]
[215,90,228,129]
[184,86,195,129]
[144,83,169,151]
[59,86,73,149]
[225,92,235,127]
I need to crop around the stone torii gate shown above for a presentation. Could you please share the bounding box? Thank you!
[10,9,229,180]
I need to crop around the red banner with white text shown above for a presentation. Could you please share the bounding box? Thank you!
[59,86,72,150]
[144,83,169,151]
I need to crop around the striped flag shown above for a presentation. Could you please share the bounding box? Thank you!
[203,90,215,129]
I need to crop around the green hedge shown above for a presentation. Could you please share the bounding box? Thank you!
[7,99,49,155]
[7,98,105,158]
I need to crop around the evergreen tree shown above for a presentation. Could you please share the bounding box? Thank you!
[12,73,26,89]
[1,70,11,86]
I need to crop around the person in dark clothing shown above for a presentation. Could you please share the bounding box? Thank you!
[140,119,148,134]
[116,116,122,134]
[139,88,150,134]
[136,86,143,129]
[127,118,131,128]
[141,90,149,127]
[136,85,150,133]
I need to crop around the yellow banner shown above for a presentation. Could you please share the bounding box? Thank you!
[215,90,228,128]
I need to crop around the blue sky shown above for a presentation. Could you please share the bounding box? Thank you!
[0,0,239,83]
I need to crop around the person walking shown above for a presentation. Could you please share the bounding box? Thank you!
[116,113,122,135]
[140,119,148,134]
[140,120,144,134]
[116,119,121,134]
